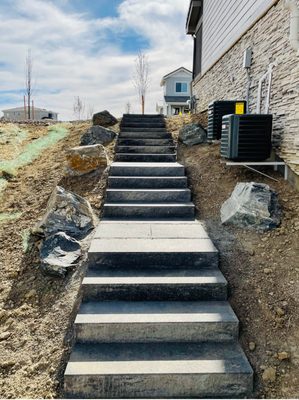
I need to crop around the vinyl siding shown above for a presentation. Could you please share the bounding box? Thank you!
[164,73,192,97]
[201,0,276,74]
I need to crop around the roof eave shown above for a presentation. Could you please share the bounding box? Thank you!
[186,0,202,34]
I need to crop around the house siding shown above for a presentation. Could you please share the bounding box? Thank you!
[164,73,192,97]
[192,0,299,182]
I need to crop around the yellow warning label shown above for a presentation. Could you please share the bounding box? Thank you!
[235,102,245,114]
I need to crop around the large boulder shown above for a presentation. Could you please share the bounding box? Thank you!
[40,232,81,278]
[36,186,97,239]
[93,110,118,127]
[80,125,116,146]
[178,123,207,146]
[66,144,108,176]
[221,182,281,231]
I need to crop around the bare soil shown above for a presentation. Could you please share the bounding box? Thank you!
[170,116,299,398]
[0,121,115,398]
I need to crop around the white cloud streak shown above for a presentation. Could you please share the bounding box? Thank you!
[0,0,192,119]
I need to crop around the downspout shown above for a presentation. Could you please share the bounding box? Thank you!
[284,0,299,54]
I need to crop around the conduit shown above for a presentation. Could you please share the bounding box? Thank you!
[284,0,299,54]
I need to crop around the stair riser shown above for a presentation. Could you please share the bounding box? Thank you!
[103,206,195,219]
[116,146,175,154]
[115,154,176,162]
[119,132,171,139]
[108,177,187,189]
[118,139,173,146]
[109,166,185,176]
[82,283,228,302]
[75,321,238,343]
[64,373,253,399]
[88,252,219,270]
[106,190,191,202]
[121,127,167,132]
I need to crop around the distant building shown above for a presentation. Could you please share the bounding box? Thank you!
[157,67,192,116]
[2,107,58,121]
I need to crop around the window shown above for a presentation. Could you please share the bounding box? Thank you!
[176,82,188,93]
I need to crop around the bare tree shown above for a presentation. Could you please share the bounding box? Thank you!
[73,96,85,120]
[133,52,149,114]
[25,49,33,119]
[125,102,131,114]
[86,103,95,120]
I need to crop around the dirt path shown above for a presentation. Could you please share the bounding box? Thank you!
[0,121,114,398]
[177,140,299,398]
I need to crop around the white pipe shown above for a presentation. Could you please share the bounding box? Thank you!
[284,0,299,54]
[256,63,275,114]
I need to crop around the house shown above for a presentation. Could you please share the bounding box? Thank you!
[186,0,299,189]
[2,106,58,121]
[158,67,192,116]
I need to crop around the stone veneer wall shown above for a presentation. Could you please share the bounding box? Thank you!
[193,0,299,180]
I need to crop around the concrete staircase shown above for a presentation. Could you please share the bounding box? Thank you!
[63,114,253,398]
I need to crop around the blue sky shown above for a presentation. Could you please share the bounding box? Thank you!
[0,0,192,119]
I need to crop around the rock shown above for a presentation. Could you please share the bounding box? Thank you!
[276,307,285,317]
[221,182,281,231]
[178,123,207,146]
[277,351,289,361]
[0,331,11,341]
[40,232,81,278]
[25,289,37,299]
[262,367,276,382]
[249,342,256,351]
[66,144,108,176]
[80,125,116,146]
[92,110,118,127]
[36,186,97,239]
[263,268,272,274]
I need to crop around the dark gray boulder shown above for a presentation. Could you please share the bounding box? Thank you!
[221,182,281,231]
[178,123,207,146]
[36,186,97,239]
[93,110,118,127]
[40,232,81,277]
[80,125,116,146]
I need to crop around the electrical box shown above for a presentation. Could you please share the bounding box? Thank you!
[221,114,272,161]
[207,100,247,140]
[243,48,252,68]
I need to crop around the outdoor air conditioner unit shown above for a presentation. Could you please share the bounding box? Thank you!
[221,114,273,161]
[208,100,247,140]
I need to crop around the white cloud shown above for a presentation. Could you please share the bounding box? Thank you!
[0,0,192,119]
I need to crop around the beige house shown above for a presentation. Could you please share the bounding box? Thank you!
[2,106,58,121]
[186,0,299,189]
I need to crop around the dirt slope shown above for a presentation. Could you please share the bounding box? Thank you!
[169,117,299,398]
[0,121,114,398]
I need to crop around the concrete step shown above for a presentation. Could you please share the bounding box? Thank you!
[64,342,253,398]
[88,236,218,269]
[115,153,176,162]
[108,176,187,189]
[103,202,195,219]
[121,122,166,128]
[117,138,173,146]
[121,127,167,133]
[119,131,171,139]
[116,145,176,154]
[109,162,185,177]
[75,301,238,343]
[106,189,191,203]
[82,267,228,301]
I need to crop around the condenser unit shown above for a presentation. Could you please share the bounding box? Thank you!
[208,100,247,140]
[221,114,273,161]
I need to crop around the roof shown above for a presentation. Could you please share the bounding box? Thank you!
[186,0,203,34]
[164,96,190,103]
[160,67,192,86]
[2,106,57,113]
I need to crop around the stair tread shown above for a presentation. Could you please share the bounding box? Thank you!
[111,162,182,167]
[65,342,253,375]
[76,301,237,324]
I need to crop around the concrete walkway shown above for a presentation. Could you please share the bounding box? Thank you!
[64,114,253,398]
